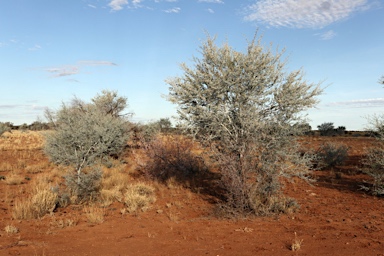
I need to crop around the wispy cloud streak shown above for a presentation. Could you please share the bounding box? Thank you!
[318,30,337,40]
[46,66,79,77]
[164,7,181,13]
[244,0,373,29]
[198,0,224,3]
[44,60,117,78]
[327,98,384,108]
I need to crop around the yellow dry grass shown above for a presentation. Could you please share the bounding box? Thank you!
[290,232,303,251]
[25,163,49,174]
[84,206,105,224]
[124,182,156,213]
[0,130,44,151]
[12,186,58,220]
[3,172,24,185]
[0,162,13,172]
[99,163,131,206]
[4,225,19,234]
[101,166,130,190]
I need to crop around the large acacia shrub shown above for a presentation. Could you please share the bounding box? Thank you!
[166,33,322,216]
[44,90,131,201]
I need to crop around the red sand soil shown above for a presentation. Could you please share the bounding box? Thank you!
[0,134,383,256]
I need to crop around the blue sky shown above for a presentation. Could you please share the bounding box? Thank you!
[0,0,383,130]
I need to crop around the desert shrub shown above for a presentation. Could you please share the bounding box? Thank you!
[136,122,162,143]
[132,118,173,146]
[142,135,208,186]
[317,122,335,136]
[336,126,346,135]
[28,120,50,131]
[44,90,130,202]
[292,122,313,135]
[123,182,156,213]
[0,122,11,136]
[167,33,322,216]
[363,146,384,195]
[362,115,384,195]
[316,142,349,169]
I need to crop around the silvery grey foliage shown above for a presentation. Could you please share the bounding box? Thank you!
[91,90,130,118]
[44,90,130,198]
[0,122,11,137]
[362,115,384,196]
[167,34,322,215]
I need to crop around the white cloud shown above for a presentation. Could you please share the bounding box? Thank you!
[108,0,128,11]
[46,66,79,77]
[28,44,42,51]
[164,7,181,13]
[244,0,373,29]
[132,0,143,7]
[88,4,97,8]
[207,8,214,13]
[318,30,337,40]
[78,60,117,66]
[44,60,117,78]
[198,0,224,3]
[328,98,384,108]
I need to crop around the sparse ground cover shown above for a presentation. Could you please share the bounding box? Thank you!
[0,131,383,255]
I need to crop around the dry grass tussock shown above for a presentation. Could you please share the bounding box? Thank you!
[50,217,78,229]
[0,130,44,150]
[4,225,19,234]
[290,232,303,251]
[99,163,131,206]
[84,206,105,224]
[12,179,58,220]
[123,182,156,214]
[101,165,130,190]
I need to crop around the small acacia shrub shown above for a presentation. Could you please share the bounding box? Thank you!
[316,142,349,169]
[44,90,130,203]
[123,182,156,213]
[141,135,207,186]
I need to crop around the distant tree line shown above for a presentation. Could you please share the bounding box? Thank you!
[317,122,346,136]
[0,121,50,132]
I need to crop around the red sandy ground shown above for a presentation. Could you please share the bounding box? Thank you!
[0,135,383,256]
